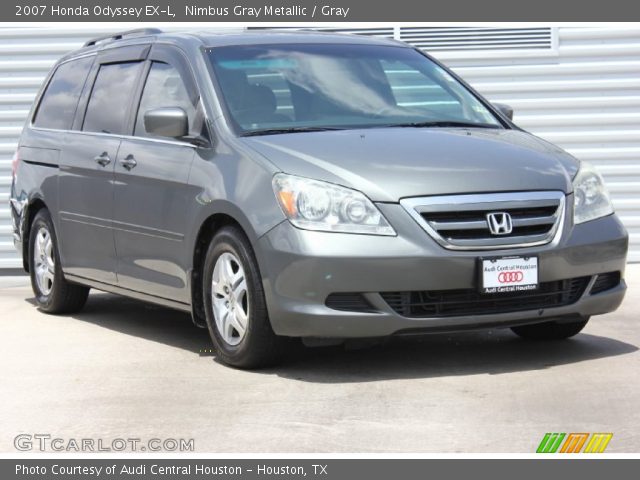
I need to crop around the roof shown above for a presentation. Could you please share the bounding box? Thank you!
[71,28,406,56]
[188,30,405,48]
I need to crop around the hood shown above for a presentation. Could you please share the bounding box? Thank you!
[242,128,579,202]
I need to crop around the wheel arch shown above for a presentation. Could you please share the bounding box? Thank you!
[22,197,49,272]
[189,204,266,328]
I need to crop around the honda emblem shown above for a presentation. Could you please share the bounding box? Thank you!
[486,212,513,235]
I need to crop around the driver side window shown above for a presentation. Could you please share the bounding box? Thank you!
[134,61,201,138]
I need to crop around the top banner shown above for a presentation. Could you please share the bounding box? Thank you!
[4,0,640,22]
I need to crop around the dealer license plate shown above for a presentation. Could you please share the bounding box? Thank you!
[480,256,538,294]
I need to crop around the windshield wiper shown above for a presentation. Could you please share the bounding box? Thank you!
[241,122,500,137]
[386,121,501,129]
[241,126,345,137]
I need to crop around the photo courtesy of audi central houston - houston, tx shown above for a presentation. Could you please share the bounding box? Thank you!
[9,28,628,368]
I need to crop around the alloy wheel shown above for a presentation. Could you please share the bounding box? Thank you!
[211,252,249,346]
[34,226,55,296]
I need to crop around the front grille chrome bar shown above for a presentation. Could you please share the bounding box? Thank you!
[401,191,566,250]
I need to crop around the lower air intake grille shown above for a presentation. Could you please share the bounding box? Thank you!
[326,293,377,313]
[590,272,621,295]
[381,277,590,318]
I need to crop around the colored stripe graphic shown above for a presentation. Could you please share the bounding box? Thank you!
[584,433,613,453]
[560,433,589,453]
[537,433,566,453]
[537,433,613,453]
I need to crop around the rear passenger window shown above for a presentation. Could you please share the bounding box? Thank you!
[33,56,93,130]
[83,62,143,135]
[134,62,199,138]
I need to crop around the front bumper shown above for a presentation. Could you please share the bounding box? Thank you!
[256,204,628,338]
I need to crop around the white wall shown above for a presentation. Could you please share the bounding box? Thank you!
[0,26,638,268]
[438,27,640,261]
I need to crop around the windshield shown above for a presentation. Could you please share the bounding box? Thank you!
[207,43,503,135]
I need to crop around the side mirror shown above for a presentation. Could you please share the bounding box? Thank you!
[144,107,188,139]
[493,103,514,121]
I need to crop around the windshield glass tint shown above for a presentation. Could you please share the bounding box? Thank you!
[207,43,502,134]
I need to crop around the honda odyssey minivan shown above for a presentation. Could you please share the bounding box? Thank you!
[10,29,628,367]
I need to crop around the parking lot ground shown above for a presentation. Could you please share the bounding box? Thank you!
[1,266,639,453]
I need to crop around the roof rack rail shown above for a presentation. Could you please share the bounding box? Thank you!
[83,28,163,47]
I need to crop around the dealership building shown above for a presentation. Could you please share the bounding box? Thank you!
[0,26,638,268]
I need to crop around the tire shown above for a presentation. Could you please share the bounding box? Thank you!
[28,209,89,314]
[202,225,289,368]
[511,317,590,340]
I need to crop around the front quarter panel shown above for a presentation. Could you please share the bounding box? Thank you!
[185,134,285,255]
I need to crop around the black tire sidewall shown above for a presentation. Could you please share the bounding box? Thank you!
[28,210,63,310]
[202,227,271,364]
[512,317,589,340]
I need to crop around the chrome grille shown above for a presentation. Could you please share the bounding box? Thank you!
[401,191,566,250]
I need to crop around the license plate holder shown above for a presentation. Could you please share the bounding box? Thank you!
[479,256,539,294]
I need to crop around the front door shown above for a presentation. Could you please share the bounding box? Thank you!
[112,46,205,302]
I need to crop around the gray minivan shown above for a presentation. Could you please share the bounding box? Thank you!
[10,29,628,367]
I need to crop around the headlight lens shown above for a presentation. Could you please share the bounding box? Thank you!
[573,161,614,224]
[272,174,395,235]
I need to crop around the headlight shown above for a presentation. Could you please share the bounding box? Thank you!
[573,161,614,224]
[272,174,395,235]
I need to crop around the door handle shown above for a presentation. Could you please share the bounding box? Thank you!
[120,154,137,171]
[94,152,111,167]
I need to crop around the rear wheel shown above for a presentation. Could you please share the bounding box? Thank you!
[28,209,89,314]
[511,317,590,340]
[202,225,289,368]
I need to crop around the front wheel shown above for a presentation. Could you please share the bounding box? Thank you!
[28,209,89,313]
[511,317,590,340]
[202,226,289,368]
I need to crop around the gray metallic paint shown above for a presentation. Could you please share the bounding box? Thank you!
[243,128,579,201]
[256,207,627,336]
[143,107,189,138]
[57,131,120,283]
[112,138,196,301]
[9,31,628,339]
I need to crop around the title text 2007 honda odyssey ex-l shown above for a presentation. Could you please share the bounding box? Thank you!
[10,29,628,367]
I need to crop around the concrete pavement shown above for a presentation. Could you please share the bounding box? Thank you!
[1,266,639,453]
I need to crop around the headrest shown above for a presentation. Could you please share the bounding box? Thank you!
[244,85,277,114]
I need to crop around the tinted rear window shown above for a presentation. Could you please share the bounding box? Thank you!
[83,62,143,135]
[33,56,93,130]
